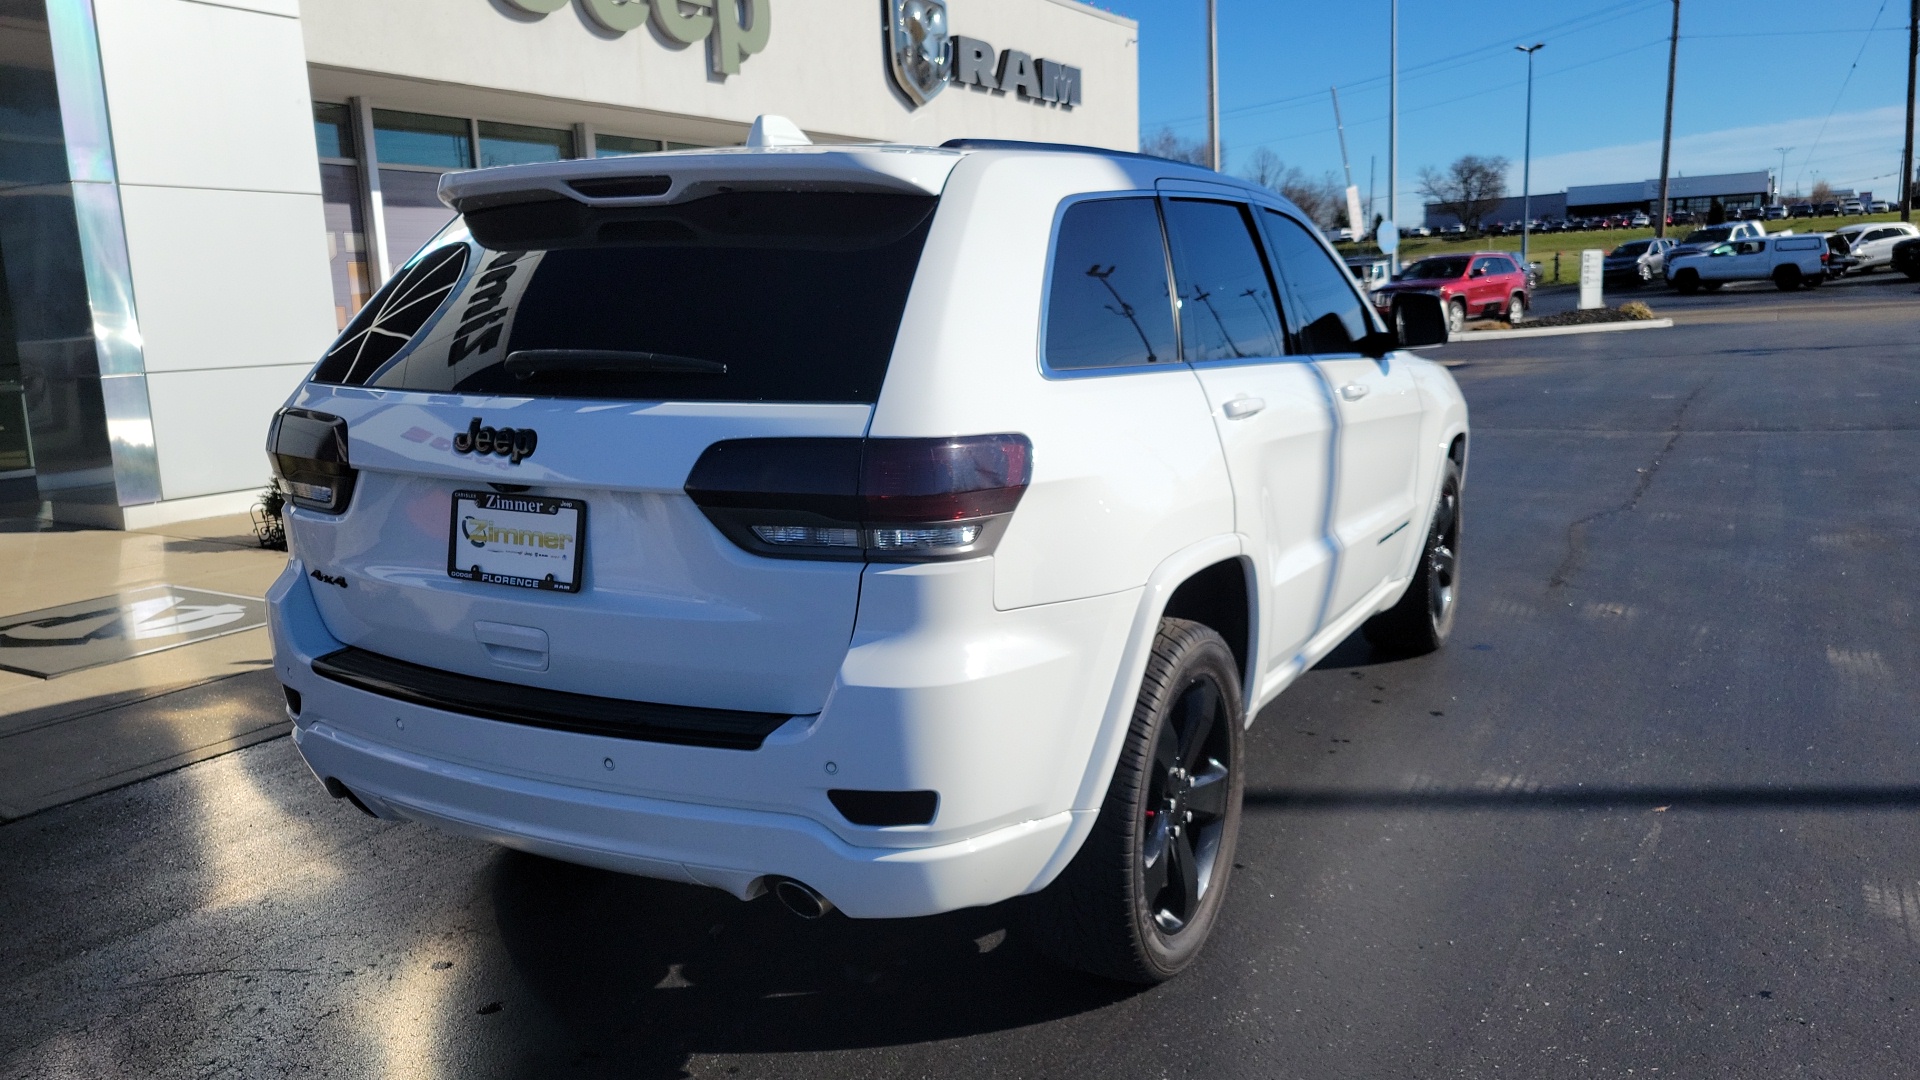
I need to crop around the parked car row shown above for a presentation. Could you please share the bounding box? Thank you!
[1622,220,1920,293]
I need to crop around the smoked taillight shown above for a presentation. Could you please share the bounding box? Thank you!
[267,408,357,514]
[684,435,1032,562]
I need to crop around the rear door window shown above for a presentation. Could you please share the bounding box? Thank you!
[1043,198,1178,370]
[312,191,938,403]
[1161,199,1285,362]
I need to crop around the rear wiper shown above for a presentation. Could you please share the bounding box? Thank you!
[504,349,728,378]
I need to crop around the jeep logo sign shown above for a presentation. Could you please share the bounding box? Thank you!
[504,0,771,75]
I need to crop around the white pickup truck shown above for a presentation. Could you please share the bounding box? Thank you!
[1665,233,1828,293]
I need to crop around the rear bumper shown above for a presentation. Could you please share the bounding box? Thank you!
[291,719,1081,918]
[268,557,1133,918]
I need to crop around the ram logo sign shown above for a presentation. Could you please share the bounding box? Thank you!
[888,0,952,106]
[886,2,1082,110]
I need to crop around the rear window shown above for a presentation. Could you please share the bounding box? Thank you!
[312,191,938,403]
[1401,256,1469,280]
[1683,227,1731,245]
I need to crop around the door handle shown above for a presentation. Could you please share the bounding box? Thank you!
[1339,383,1370,402]
[1222,396,1266,420]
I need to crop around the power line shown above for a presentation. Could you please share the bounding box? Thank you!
[1143,0,1665,130]
[1795,0,1894,189]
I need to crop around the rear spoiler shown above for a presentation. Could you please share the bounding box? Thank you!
[438,148,963,214]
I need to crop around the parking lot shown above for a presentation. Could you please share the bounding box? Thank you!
[2,278,1917,1079]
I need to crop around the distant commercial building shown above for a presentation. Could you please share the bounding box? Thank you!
[0,0,1137,528]
[1424,170,1774,229]
[1567,171,1772,218]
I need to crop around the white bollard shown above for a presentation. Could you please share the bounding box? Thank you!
[1579,249,1605,310]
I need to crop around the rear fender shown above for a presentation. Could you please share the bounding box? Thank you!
[1022,533,1247,893]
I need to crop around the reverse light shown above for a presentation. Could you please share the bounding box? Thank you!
[267,408,357,514]
[685,435,1032,562]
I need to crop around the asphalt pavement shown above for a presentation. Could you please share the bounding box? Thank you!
[2,274,1917,1079]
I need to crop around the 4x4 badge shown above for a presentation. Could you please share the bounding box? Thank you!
[452,418,539,464]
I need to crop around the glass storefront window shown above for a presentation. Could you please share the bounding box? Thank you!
[596,134,664,157]
[479,121,573,167]
[318,164,371,329]
[372,109,472,169]
[379,168,456,276]
[312,102,351,161]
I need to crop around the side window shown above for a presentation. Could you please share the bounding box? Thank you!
[1261,209,1372,354]
[1469,257,1497,276]
[1491,257,1519,275]
[1161,199,1285,362]
[1044,198,1178,370]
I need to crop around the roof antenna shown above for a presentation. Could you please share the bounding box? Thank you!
[747,115,811,148]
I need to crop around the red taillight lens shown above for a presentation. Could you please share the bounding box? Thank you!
[685,435,1032,561]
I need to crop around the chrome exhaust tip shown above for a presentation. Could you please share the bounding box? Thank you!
[770,878,835,919]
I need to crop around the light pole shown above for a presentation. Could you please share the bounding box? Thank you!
[1206,0,1220,171]
[1388,0,1398,229]
[1516,43,1543,266]
[1775,146,1793,203]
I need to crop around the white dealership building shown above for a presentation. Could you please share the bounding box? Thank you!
[0,0,1138,528]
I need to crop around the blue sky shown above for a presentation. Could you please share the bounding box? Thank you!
[1100,0,1918,221]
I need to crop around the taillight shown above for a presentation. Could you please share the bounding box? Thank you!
[685,435,1031,562]
[267,408,357,514]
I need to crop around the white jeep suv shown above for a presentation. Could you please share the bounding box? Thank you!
[266,137,1467,983]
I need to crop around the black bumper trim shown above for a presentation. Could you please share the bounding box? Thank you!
[311,647,792,751]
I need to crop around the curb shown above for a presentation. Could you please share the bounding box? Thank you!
[1457,317,1675,342]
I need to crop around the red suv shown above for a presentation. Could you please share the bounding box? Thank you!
[1371,251,1529,336]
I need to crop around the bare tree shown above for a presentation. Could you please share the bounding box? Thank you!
[1417,154,1511,233]
[1142,128,1215,168]
[1809,179,1834,204]
[1241,147,1342,227]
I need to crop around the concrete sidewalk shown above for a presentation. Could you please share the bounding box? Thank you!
[0,514,289,820]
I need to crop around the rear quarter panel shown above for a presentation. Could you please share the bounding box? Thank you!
[870,154,1236,613]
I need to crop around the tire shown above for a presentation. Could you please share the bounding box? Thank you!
[1904,269,1920,282]
[1672,269,1700,294]
[1773,265,1802,291]
[1504,293,1525,323]
[1022,618,1245,984]
[1362,459,1462,657]
[1446,298,1467,336]
[1700,281,1723,292]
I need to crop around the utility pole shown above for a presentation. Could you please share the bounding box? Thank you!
[1206,0,1221,171]
[1517,43,1544,267]
[1903,0,1916,222]
[1775,146,1793,202]
[1388,0,1398,227]
[1656,0,1681,238]
[1331,87,1355,191]
[1368,154,1377,229]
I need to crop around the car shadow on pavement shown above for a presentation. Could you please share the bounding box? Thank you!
[487,849,1133,1077]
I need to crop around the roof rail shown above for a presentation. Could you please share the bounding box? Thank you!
[938,138,1195,167]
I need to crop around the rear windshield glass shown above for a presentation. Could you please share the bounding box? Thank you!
[1682,227,1731,245]
[1612,241,1651,256]
[1400,256,1468,280]
[311,191,938,403]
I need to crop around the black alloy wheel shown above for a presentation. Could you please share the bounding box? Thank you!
[1022,618,1245,984]
[1139,674,1234,935]
[1363,458,1462,656]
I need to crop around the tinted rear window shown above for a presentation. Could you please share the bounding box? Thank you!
[312,191,937,403]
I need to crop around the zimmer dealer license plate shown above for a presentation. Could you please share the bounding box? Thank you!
[448,490,586,593]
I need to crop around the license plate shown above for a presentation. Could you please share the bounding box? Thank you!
[447,490,586,593]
